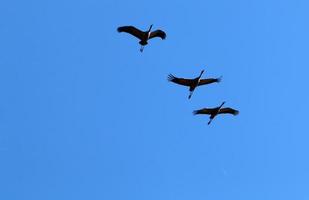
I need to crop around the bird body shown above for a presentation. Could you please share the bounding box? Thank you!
[168,70,221,99]
[193,102,239,125]
[117,25,166,52]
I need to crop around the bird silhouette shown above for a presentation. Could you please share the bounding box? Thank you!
[193,101,239,125]
[168,70,222,99]
[117,25,166,52]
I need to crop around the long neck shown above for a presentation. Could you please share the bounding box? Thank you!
[197,70,204,82]
[214,102,225,115]
[218,102,225,110]
[148,25,153,32]
[198,71,204,78]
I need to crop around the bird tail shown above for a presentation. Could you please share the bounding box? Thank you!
[207,119,212,125]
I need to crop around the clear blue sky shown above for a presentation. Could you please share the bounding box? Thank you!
[1,0,309,199]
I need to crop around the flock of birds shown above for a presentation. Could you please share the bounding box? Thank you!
[118,24,239,125]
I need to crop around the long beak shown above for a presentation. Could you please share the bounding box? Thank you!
[149,24,153,32]
[199,70,205,78]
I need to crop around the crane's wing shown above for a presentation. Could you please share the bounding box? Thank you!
[198,76,222,86]
[193,108,217,115]
[117,26,144,40]
[167,74,194,86]
[149,30,166,40]
[218,107,239,115]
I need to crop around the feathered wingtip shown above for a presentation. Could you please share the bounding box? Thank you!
[233,110,240,115]
[117,26,127,33]
[167,74,176,81]
[217,76,223,83]
[192,110,199,115]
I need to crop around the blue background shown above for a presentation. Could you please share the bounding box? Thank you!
[1,0,309,199]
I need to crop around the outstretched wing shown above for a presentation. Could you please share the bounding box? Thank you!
[193,108,216,115]
[117,26,144,40]
[167,74,193,87]
[218,107,239,115]
[198,76,222,86]
[149,30,166,40]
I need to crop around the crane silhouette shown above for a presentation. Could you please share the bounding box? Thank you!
[117,25,166,52]
[193,101,239,125]
[168,70,222,99]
